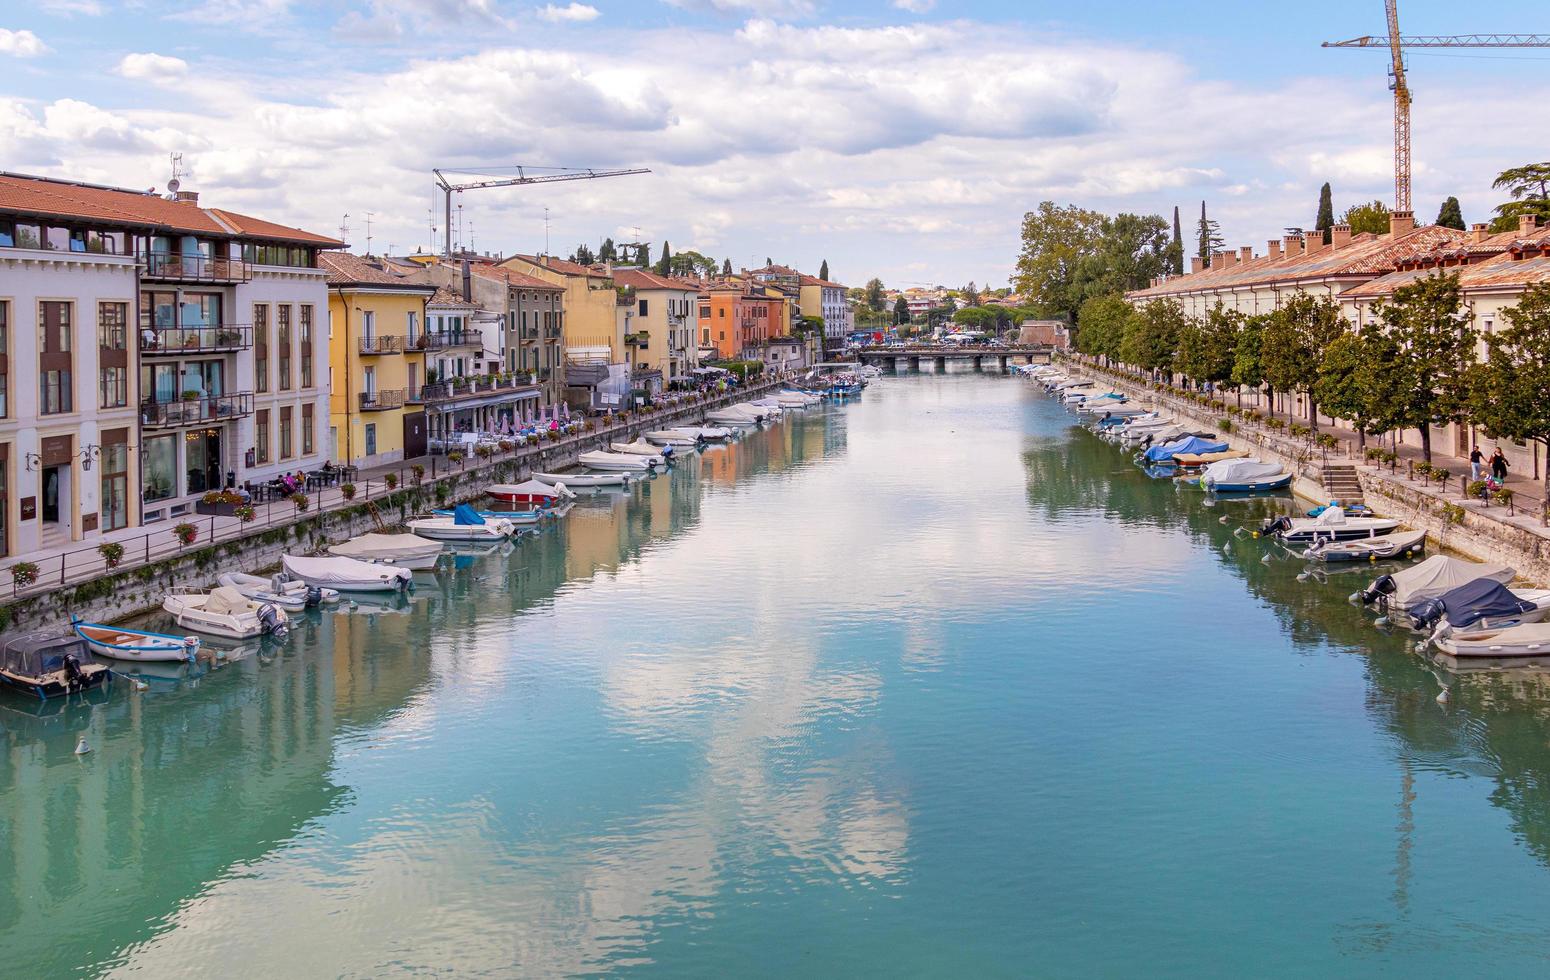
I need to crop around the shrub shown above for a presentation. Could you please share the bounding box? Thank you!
[11,561,40,587]
[1316,433,1338,450]
[1217,417,1234,433]
[584,420,596,432]
[235,504,257,523]
[1432,468,1449,487]
[1365,447,1384,462]
[98,541,125,568]
[1442,503,1466,526]
[448,450,464,464]
[1468,479,1489,499]
[474,444,493,460]
[385,474,398,491]
[411,464,425,483]
[173,522,198,545]
[290,492,310,512]
[497,439,514,453]
[1265,417,1285,431]
[340,482,357,501]
[1494,486,1515,508]
[1288,423,1309,438]
[547,429,561,441]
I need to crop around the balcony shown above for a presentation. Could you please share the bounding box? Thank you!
[359,388,406,411]
[436,329,484,350]
[625,330,650,349]
[359,335,405,355]
[141,391,255,429]
[406,385,424,404]
[419,374,537,405]
[544,325,563,339]
[138,250,252,284]
[140,324,252,356]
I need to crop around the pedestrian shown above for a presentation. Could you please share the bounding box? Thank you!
[1470,445,1483,482]
[1491,447,1509,482]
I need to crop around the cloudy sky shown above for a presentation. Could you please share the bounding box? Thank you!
[1,1,1545,287]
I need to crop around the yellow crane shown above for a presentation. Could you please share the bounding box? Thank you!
[1323,1,1550,214]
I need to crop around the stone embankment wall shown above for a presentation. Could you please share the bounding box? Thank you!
[0,377,791,634]
[1063,364,1550,585]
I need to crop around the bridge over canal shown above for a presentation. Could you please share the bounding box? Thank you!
[856,345,1055,373]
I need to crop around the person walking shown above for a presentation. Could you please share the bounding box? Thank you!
[1470,445,1484,482]
[1490,447,1509,482]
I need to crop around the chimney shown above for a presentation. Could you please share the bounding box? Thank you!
[1284,234,1304,255]
[1471,222,1491,244]
[1330,224,1352,249]
[1213,250,1231,268]
[1266,239,1282,260]
[461,257,472,302]
[1190,256,1204,274]
[1519,213,1539,234]
[1239,245,1254,264]
[173,190,199,205]
[1302,231,1324,255]
[1389,210,1416,236]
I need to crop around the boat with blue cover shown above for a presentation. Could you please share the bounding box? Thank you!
[1410,578,1550,635]
[409,504,517,541]
[431,505,554,525]
[1199,457,1293,493]
[73,620,199,662]
[1140,435,1228,464]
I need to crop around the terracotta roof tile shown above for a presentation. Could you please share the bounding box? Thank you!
[612,268,696,291]
[428,285,478,308]
[470,263,562,291]
[509,253,609,278]
[318,252,434,289]
[1345,251,1550,300]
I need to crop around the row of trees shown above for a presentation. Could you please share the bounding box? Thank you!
[569,242,839,282]
[1076,275,1550,503]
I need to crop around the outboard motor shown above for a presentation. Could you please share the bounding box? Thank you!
[271,572,288,594]
[1408,597,1446,633]
[257,603,289,639]
[62,652,87,691]
[1358,573,1397,608]
[1258,515,1292,538]
[305,586,323,609]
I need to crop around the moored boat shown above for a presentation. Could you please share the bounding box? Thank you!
[282,554,413,592]
[1262,507,1401,543]
[73,621,200,662]
[162,586,290,640]
[1433,622,1550,660]
[644,430,702,448]
[218,571,339,610]
[578,450,654,471]
[1305,528,1426,563]
[0,631,111,698]
[1199,457,1292,492]
[409,505,517,541]
[328,532,447,570]
[534,470,629,487]
[486,479,577,506]
[1175,449,1251,468]
[608,440,669,464]
[1354,554,1514,618]
[1412,578,1550,636]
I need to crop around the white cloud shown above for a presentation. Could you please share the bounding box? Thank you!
[537,2,599,21]
[892,0,934,11]
[116,52,190,84]
[40,0,105,13]
[0,28,49,58]
[662,0,816,17]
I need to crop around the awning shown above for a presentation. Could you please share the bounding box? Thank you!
[426,389,540,413]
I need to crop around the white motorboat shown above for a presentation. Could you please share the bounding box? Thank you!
[706,409,760,426]
[282,554,412,592]
[1433,622,1550,660]
[778,389,822,406]
[408,506,517,542]
[735,402,779,419]
[1305,529,1427,563]
[1414,579,1550,639]
[609,440,669,464]
[676,425,731,440]
[329,532,446,571]
[534,470,629,487]
[163,586,290,640]
[645,429,702,448]
[219,571,340,611]
[486,480,576,507]
[73,621,200,662]
[1355,553,1515,619]
[1083,403,1149,419]
[1261,508,1401,544]
[579,450,654,471]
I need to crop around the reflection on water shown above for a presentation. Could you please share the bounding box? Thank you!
[4,375,1550,975]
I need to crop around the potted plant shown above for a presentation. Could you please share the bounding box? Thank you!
[498,439,514,453]
[173,522,198,546]
[290,492,310,512]
[98,541,125,569]
[11,560,40,588]
[447,450,464,465]
[474,444,493,460]
[196,488,244,516]
[340,482,357,501]
[1494,486,1515,513]
[234,504,257,523]
[385,473,398,491]
[181,389,200,401]
[411,464,425,484]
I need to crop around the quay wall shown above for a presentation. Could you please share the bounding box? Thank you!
[0,377,791,634]
[1061,364,1550,585]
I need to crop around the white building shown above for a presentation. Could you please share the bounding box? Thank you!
[0,172,339,557]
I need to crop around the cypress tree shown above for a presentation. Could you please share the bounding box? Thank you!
[1316,182,1334,243]
[1168,205,1185,275]
[722,258,732,275]
[819,259,829,281]
[657,240,671,275]
[1197,201,1211,267]
[1436,196,1465,230]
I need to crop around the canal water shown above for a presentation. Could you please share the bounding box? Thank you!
[4,372,1550,976]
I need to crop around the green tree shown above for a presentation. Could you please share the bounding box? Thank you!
[1120,299,1184,379]
[1176,302,1241,390]
[765,256,773,267]
[1012,201,1108,318]
[1313,330,1380,449]
[1077,212,1170,300]
[655,240,670,275]
[1197,200,1224,267]
[1435,196,1465,230]
[952,306,998,331]
[1316,182,1335,244]
[1075,294,1130,364]
[1260,292,1347,428]
[598,238,617,262]
[1367,272,1475,462]
[722,258,732,275]
[960,281,981,306]
[1167,205,1185,276]
[572,243,595,265]
[865,278,886,311]
[1342,200,1391,236]
[1231,314,1268,408]
[893,295,910,324]
[818,259,829,281]
[1490,162,1550,232]
[1470,282,1550,519]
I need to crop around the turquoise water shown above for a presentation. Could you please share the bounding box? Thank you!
[5,372,1550,976]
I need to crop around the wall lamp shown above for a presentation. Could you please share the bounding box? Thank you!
[79,444,101,472]
[23,452,41,472]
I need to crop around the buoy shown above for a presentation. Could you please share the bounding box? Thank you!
[1251,531,1260,539]
[1370,553,1377,562]
[1218,516,1229,525]
[132,678,148,692]
[74,735,91,755]
[1437,688,1450,704]
[1260,553,1272,564]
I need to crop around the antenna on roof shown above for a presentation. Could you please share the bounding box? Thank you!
[166,152,184,197]
[339,213,350,245]
[365,211,375,256]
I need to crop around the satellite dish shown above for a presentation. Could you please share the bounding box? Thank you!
[167,178,181,194]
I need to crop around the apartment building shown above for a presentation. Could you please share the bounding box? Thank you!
[0,172,337,556]
[798,273,852,350]
[320,252,434,467]
[612,268,700,393]
[697,279,785,360]
[502,254,627,409]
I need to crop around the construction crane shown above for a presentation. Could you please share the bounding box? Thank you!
[1324,2,1550,214]
[431,165,650,257]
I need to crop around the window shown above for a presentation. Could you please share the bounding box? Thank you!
[99,366,127,408]
[302,403,314,456]
[719,308,726,318]
[279,406,293,459]
[39,301,72,415]
[300,305,314,387]
[256,409,270,464]
[699,304,710,319]
[255,304,269,393]
[100,434,130,531]
[277,305,292,390]
[365,422,377,457]
[242,243,313,267]
[639,299,649,316]
[143,434,177,502]
[407,310,418,343]
[99,302,128,408]
[0,301,7,419]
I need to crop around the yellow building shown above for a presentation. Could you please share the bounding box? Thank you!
[320,253,434,467]
[503,254,621,360]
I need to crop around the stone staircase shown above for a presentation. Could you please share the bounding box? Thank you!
[1319,463,1364,504]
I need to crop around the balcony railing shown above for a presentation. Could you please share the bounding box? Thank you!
[359,388,406,411]
[140,324,253,355]
[625,331,649,348]
[437,329,483,349]
[138,250,252,283]
[544,325,563,339]
[406,385,424,404]
[141,391,255,429]
[419,374,536,404]
[359,335,405,355]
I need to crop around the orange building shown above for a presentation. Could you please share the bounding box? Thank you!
[696,280,787,360]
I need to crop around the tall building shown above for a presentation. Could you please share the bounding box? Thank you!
[0,172,338,557]
[798,273,851,351]
[320,252,434,467]
[611,268,700,393]
[502,254,628,409]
